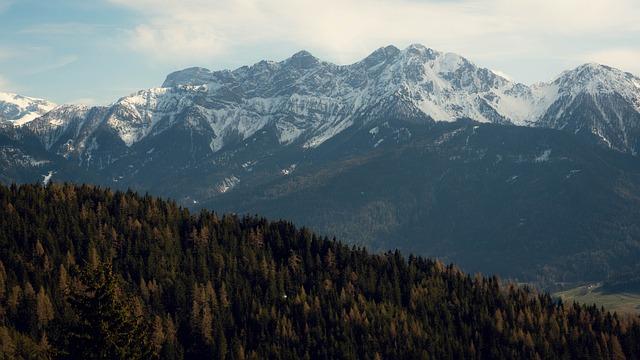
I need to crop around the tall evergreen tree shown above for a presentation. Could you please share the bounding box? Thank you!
[55,262,154,360]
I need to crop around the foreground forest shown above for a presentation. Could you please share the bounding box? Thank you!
[0,183,639,359]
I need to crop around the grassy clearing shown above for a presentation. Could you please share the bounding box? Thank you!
[554,284,640,314]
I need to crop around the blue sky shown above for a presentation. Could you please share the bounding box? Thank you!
[1,0,639,105]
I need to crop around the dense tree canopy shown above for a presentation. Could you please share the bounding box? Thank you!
[0,183,639,359]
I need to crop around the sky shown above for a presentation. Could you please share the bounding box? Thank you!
[0,0,639,105]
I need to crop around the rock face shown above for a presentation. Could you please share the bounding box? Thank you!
[536,64,640,154]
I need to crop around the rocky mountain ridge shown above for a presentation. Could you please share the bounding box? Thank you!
[3,44,639,160]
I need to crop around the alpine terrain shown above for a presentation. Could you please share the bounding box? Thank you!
[1,44,640,286]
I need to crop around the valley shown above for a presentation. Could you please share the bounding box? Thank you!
[555,284,640,314]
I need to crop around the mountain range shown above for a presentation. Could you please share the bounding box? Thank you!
[1,44,640,286]
[3,44,639,155]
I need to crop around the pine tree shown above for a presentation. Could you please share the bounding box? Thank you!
[59,262,154,360]
[35,287,54,328]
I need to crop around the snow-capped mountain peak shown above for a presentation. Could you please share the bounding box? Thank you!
[0,92,56,126]
[8,44,640,163]
[361,45,401,67]
[286,50,321,68]
[554,63,640,99]
[128,45,539,148]
[536,63,640,153]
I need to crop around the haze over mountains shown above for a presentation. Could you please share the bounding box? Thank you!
[2,44,640,285]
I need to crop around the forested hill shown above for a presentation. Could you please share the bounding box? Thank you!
[1,184,639,359]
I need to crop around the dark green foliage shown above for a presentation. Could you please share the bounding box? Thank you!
[0,183,639,359]
[53,262,154,359]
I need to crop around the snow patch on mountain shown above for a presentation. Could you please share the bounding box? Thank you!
[42,170,55,185]
[0,92,56,126]
[216,176,240,193]
[0,146,50,168]
[535,149,552,163]
[108,87,191,146]
[25,105,93,151]
[281,164,297,176]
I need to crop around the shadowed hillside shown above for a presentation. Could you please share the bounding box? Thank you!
[0,183,639,358]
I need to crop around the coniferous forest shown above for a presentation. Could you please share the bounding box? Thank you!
[0,183,639,359]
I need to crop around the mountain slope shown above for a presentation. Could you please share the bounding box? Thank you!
[1,183,640,358]
[537,63,640,154]
[205,121,640,284]
[5,114,639,285]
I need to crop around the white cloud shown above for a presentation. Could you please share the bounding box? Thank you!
[489,0,640,34]
[109,0,500,63]
[108,0,640,69]
[127,23,228,61]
